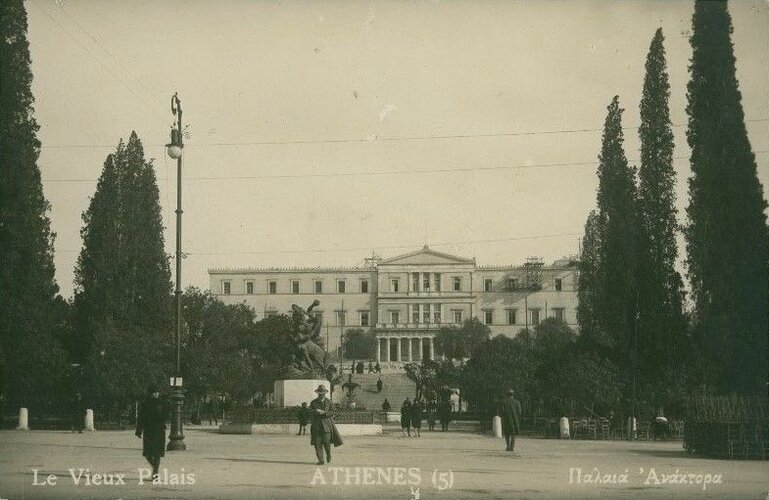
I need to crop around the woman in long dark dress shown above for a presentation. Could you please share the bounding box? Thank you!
[135,385,166,478]
[411,399,423,437]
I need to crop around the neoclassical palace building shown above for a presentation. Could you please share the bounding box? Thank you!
[209,246,579,370]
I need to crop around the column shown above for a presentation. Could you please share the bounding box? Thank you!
[428,337,434,360]
[406,337,412,361]
[418,337,424,360]
[377,338,382,363]
[385,337,391,362]
[395,337,401,362]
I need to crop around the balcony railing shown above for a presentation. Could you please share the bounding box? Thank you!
[375,322,460,329]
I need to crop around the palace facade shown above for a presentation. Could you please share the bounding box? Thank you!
[209,246,579,370]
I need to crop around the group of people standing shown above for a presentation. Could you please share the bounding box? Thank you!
[398,397,453,436]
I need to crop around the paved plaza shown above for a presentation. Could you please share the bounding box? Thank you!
[1,427,767,499]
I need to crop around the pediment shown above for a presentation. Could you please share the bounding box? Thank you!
[379,246,474,266]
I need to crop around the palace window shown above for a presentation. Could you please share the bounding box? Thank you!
[412,273,419,292]
[530,308,540,326]
[453,310,462,324]
[434,273,441,292]
[360,311,370,327]
[422,304,431,323]
[412,308,420,324]
[268,281,277,294]
[555,278,563,291]
[484,309,493,325]
[423,273,430,291]
[245,281,254,294]
[508,278,519,290]
[553,308,565,322]
[361,279,369,293]
[452,277,461,292]
[222,281,231,294]
[337,280,346,293]
[314,280,323,293]
[391,311,400,324]
[484,278,493,292]
[291,280,300,294]
[433,305,441,324]
[507,309,517,325]
[390,278,400,292]
[336,311,346,326]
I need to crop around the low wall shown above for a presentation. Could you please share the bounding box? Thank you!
[219,423,382,435]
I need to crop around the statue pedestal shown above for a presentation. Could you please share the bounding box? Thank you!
[274,379,329,408]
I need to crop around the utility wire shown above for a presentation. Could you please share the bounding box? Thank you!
[56,231,583,256]
[38,118,769,150]
[40,150,769,184]
[30,0,166,122]
[54,2,166,109]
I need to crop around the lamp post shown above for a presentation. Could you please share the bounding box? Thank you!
[166,92,186,451]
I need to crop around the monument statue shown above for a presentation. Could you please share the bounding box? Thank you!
[282,299,330,379]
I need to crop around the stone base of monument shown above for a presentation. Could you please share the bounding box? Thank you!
[219,423,382,435]
[274,379,329,408]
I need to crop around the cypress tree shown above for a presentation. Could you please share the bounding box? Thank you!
[577,210,606,346]
[0,0,69,409]
[75,132,172,402]
[595,96,640,365]
[636,29,687,396]
[685,0,769,395]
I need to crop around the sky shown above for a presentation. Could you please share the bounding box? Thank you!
[26,0,769,300]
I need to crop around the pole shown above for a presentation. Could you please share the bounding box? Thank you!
[630,290,639,441]
[168,93,186,451]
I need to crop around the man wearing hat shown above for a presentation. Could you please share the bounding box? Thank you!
[309,384,336,464]
[497,389,522,452]
[135,384,167,477]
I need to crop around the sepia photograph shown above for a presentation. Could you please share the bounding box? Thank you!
[1,0,767,498]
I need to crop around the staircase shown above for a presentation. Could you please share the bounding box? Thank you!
[336,372,416,411]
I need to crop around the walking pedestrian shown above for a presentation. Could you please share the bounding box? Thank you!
[376,377,383,393]
[426,400,437,431]
[135,385,166,479]
[411,399,423,437]
[381,398,391,412]
[497,389,522,452]
[297,402,310,435]
[439,399,451,431]
[401,398,412,437]
[374,362,381,374]
[310,385,342,464]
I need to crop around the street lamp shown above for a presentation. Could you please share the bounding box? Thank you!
[166,92,186,451]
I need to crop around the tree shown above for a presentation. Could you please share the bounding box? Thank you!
[342,328,377,360]
[433,318,491,359]
[685,1,769,395]
[0,0,70,410]
[577,211,606,346]
[74,132,173,405]
[595,96,640,366]
[636,28,688,398]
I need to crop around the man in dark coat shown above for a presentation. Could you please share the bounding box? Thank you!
[310,385,339,464]
[381,399,391,412]
[400,398,412,437]
[135,385,166,477]
[439,399,452,431]
[426,399,437,431]
[376,377,383,393]
[411,399,423,437]
[497,389,522,451]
